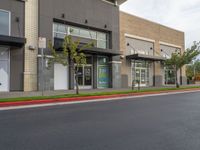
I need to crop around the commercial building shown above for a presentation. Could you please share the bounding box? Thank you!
[36,0,127,91]
[0,0,186,92]
[120,12,186,88]
[0,0,127,92]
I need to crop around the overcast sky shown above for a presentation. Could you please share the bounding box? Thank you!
[120,0,200,48]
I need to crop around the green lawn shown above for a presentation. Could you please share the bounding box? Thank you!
[0,86,199,103]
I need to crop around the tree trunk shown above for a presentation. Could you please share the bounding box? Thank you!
[75,74,79,95]
[175,67,179,88]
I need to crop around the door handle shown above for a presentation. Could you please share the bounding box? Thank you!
[0,83,2,86]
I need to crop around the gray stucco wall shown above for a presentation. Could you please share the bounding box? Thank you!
[0,0,25,91]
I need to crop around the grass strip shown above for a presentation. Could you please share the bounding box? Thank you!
[0,86,199,103]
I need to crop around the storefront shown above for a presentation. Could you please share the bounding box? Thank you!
[0,2,26,92]
[0,34,26,92]
[44,20,121,91]
[52,55,112,90]
[75,56,110,89]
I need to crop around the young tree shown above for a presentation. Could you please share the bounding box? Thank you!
[186,65,195,81]
[165,41,200,88]
[48,35,93,94]
[186,60,200,81]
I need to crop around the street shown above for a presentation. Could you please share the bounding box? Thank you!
[0,92,200,150]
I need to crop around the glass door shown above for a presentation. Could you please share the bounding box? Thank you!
[140,69,147,86]
[75,65,92,89]
[134,68,147,87]
[135,68,140,84]
[77,66,84,86]
[84,66,92,86]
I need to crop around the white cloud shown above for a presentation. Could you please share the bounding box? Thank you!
[120,0,200,48]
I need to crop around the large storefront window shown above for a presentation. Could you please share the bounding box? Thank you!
[97,56,109,88]
[132,61,150,87]
[0,10,10,36]
[53,23,109,49]
[160,45,179,85]
[126,37,154,56]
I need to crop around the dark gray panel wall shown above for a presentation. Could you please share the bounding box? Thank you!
[10,48,24,91]
[39,0,120,52]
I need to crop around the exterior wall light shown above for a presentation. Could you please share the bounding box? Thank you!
[120,55,125,59]
[29,45,36,50]
[61,13,65,19]
[16,17,20,22]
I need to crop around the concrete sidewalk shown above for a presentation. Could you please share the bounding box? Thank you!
[0,87,172,99]
[0,88,200,110]
[0,85,199,99]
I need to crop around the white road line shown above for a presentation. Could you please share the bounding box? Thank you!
[0,90,200,111]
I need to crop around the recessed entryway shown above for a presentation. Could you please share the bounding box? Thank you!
[75,56,93,89]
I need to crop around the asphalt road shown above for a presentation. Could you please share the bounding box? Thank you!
[0,92,200,150]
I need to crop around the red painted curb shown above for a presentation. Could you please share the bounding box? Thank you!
[0,88,199,108]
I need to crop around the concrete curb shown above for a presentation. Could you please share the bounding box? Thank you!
[0,88,200,108]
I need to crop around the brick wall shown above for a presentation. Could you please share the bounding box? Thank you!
[120,11,186,86]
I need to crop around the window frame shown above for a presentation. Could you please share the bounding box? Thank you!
[0,9,11,36]
[53,22,109,49]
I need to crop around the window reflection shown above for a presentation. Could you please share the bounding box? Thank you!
[0,10,10,36]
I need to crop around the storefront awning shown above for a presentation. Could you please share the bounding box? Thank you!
[126,53,166,61]
[0,35,26,48]
[82,47,122,56]
[54,38,122,56]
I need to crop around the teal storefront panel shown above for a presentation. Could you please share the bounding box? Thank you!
[98,66,109,88]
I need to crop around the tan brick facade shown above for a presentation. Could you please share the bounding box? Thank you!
[120,12,186,87]
[24,0,39,91]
